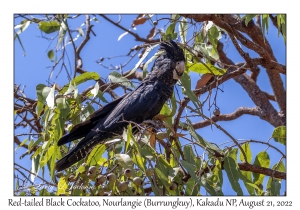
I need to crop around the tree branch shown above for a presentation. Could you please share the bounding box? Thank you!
[190,107,261,129]
[99,14,160,44]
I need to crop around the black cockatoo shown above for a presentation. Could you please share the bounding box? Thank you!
[56,40,185,171]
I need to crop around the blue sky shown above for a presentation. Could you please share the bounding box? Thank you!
[14,14,286,195]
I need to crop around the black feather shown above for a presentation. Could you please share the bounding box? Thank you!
[55,40,185,171]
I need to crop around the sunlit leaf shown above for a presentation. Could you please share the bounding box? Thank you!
[118,31,128,41]
[132,154,146,172]
[38,21,60,34]
[253,151,270,186]
[116,154,134,168]
[272,126,286,145]
[262,14,269,36]
[244,14,257,26]
[188,61,226,75]
[40,145,54,168]
[46,85,56,109]
[90,82,99,98]
[86,144,106,166]
[60,72,100,94]
[126,44,158,77]
[15,138,28,151]
[56,177,68,195]
[15,20,31,35]
[240,142,252,163]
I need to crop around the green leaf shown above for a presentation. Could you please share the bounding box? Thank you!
[132,154,146,172]
[253,151,270,186]
[60,72,100,94]
[201,173,218,195]
[185,178,200,196]
[80,103,95,122]
[187,61,226,75]
[240,142,252,163]
[262,14,269,36]
[49,144,57,178]
[39,188,51,196]
[115,154,134,168]
[272,126,286,145]
[28,139,34,151]
[181,160,201,186]
[56,177,68,195]
[180,72,199,106]
[124,125,132,153]
[244,14,257,26]
[56,98,70,119]
[38,21,60,34]
[36,84,48,116]
[47,50,54,61]
[199,43,220,61]
[156,155,173,175]
[165,22,177,40]
[210,160,224,195]
[186,118,222,154]
[40,145,54,168]
[86,144,106,166]
[160,103,172,116]
[270,179,281,196]
[96,90,108,103]
[15,138,28,151]
[239,171,255,195]
[238,143,254,194]
[266,161,285,195]
[277,14,286,44]
[223,149,243,195]
[183,145,196,165]
[109,71,135,89]
[155,167,172,194]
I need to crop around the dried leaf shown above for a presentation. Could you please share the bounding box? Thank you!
[195,74,213,97]
[132,15,147,27]
[174,133,186,138]
[149,132,156,148]
[153,114,168,121]
[147,27,156,40]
